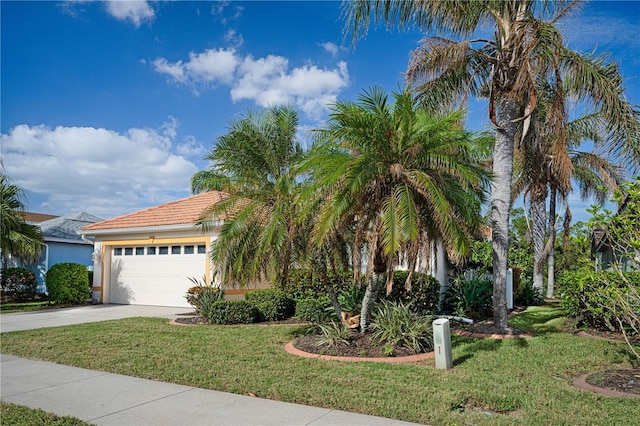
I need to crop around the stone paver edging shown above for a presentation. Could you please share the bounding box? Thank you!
[573,372,640,398]
[284,342,434,363]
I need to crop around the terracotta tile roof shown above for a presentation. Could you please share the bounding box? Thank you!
[22,212,60,223]
[82,191,228,232]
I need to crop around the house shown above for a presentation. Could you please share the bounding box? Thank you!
[590,192,639,272]
[80,192,268,308]
[21,212,103,293]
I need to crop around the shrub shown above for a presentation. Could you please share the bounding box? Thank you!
[1,267,38,302]
[338,284,366,314]
[295,297,333,323]
[370,300,433,354]
[515,274,544,307]
[205,300,258,324]
[380,271,440,315]
[45,263,90,304]
[558,269,640,331]
[443,274,493,320]
[277,269,352,300]
[316,320,350,348]
[185,283,224,317]
[245,289,295,321]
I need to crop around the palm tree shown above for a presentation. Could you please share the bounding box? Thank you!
[303,86,492,330]
[343,0,639,328]
[193,105,304,288]
[0,173,43,266]
[514,82,627,295]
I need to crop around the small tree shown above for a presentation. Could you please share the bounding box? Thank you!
[589,178,640,359]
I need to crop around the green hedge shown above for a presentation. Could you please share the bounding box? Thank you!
[558,270,640,331]
[245,289,295,321]
[205,300,258,324]
[379,271,441,316]
[294,297,332,323]
[276,269,353,300]
[45,263,90,304]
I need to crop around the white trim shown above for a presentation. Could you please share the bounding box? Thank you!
[81,223,217,237]
[45,237,94,245]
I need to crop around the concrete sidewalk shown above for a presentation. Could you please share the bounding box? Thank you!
[0,354,419,425]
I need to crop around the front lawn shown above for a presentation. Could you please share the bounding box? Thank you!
[0,300,55,313]
[1,305,638,425]
[0,402,91,426]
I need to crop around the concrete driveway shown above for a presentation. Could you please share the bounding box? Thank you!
[0,304,192,333]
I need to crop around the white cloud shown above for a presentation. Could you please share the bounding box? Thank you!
[224,29,244,47]
[231,59,349,119]
[154,49,350,120]
[185,49,239,84]
[152,58,186,82]
[176,135,208,158]
[154,48,240,88]
[104,1,155,27]
[1,122,201,218]
[231,55,290,105]
[59,1,91,18]
[321,42,340,57]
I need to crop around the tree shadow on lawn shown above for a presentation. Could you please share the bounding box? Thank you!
[508,305,566,335]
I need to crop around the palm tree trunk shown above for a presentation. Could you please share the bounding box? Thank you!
[531,184,547,293]
[360,270,384,332]
[492,98,518,330]
[360,245,386,332]
[546,188,557,298]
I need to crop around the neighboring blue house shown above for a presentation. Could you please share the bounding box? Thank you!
[24,212,103,293]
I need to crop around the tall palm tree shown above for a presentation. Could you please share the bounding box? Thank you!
[193,105,304,288]
[343,0,639,328]
[524,114,624,295]
[0,173,43,266]
[303,86,492,330]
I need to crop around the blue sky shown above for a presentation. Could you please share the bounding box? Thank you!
[2,1,639,223]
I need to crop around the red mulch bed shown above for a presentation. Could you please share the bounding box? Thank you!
[293,330,422,358]
[561,318,639,397]
[584,369,640,396]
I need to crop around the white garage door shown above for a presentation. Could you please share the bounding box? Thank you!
[109,243,207,307]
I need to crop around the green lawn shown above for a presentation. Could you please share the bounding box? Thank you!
[0,402,92,425]
[0,300,55,313]
[1,305,638,425]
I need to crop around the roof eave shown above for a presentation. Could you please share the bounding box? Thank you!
[80,221,223,237]
[45,237,94,245]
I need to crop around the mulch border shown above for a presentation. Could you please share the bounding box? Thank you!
[572,371,640,399]
[451,328,535,339]
[170,317,435,363]
[284,342,434,363]
[450,307,535,339]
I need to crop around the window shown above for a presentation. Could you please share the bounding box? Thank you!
[135,247,144,255]
[171,246,181,255]
[184,245,194,254]
[147,247,156,255]
[114,248,122,256]
[159,246,169,255]
[197,244,206,254]
[124,247,133,256]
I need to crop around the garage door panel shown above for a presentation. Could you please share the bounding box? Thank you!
[109,245,207,307]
